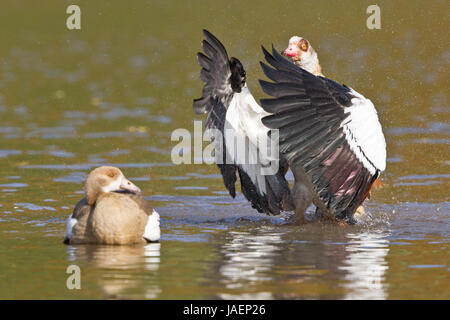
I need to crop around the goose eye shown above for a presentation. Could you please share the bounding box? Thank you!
[107,171,115,178]
[299,39,308,52]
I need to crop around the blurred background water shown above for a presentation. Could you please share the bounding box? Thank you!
[0,0,448,299]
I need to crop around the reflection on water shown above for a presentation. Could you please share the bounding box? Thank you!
[66,244,161,299]
[66,243,160,270]
[218,229,284,299]
[340,232,389,300]
[215,225,392,300]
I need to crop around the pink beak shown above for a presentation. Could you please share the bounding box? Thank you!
[120,177,141,194]
[284,45,297,57]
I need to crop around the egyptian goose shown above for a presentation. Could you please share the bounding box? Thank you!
[193,30,386,224]
[261,36,386,223]
[64,166,160,244]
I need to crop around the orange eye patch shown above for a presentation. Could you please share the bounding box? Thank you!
[299,39,308,52]
[106,170,116,178]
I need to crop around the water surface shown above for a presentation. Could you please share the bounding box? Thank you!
[0,1,448,299]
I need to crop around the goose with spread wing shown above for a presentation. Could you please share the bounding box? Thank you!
[193,30,386,224]
[260,36,386,223]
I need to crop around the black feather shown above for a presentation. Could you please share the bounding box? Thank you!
[260,62,301,85]
[259,45,376,218]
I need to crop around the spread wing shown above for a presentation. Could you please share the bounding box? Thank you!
[193,30,293,215]
[259,46,386,220]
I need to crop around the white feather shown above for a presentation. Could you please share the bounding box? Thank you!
[143,210,160,242]
[342,88,386,173]
[224,85,274,194]
[65,214,77,240]
[289,36,302,44]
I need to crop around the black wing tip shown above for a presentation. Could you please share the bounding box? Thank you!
[202,29,213,37]
[261,45,275,63]
[196,51,207,59]
[202,29,225,45]
[237,168,278,215]
[261,44,280,59]
[259,60,274,76]
[202,29,227,53]
[258,79,270,88]
[202,30,221,49]
[259,79,276,91]
[271,44,280,57]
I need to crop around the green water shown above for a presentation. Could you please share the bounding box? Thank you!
[0,1,448,299]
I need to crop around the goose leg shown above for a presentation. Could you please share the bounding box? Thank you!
[290,166,314,224]
[314,206,331,221]
[314,206,359,225]
[292,181,312,224]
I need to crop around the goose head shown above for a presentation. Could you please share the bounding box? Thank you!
[85,166,141,205]
[282,36,323,76]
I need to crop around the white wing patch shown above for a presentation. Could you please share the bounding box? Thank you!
[342,88,386,174]
[65,214,77,240]
[143,210,160,242]
[224,85,274,194]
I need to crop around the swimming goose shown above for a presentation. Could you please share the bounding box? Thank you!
[64,166,160,244]
[193,30,386,224]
